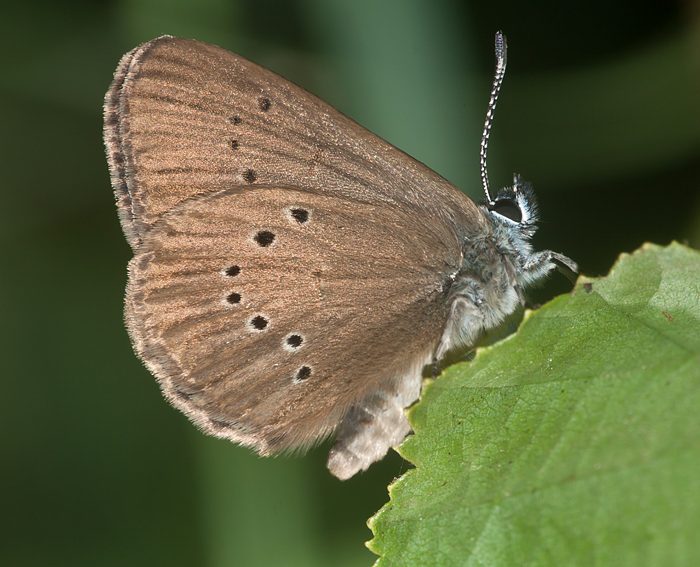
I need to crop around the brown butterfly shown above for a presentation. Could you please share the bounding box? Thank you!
[103,32,576,479]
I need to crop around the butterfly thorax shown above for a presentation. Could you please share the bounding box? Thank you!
[436,226,521,359]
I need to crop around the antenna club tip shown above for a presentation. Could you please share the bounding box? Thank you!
[495,30,507,55]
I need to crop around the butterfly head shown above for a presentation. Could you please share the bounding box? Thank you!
[486,174,538,239]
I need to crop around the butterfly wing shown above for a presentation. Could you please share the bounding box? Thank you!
[104,35,483,249]
[105,36,491,477]
[127,185,460,453]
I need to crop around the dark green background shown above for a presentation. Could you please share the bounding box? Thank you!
[2,1,698,566]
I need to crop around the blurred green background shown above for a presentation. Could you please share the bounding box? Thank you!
[2,1,699,566]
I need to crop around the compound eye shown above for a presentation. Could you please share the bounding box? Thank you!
[491,199,522,223]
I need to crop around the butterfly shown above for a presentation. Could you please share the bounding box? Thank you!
[103,32,576,479]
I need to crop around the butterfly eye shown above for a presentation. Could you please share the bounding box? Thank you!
[491,199,522,223]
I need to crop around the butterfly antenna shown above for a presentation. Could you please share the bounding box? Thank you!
[480,31,508,205]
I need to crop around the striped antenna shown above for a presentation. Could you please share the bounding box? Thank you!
[480,31,508,205]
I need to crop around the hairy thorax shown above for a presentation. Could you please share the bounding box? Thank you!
[437,223,526,359]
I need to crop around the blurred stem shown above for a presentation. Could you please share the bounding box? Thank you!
[195,436,324,567]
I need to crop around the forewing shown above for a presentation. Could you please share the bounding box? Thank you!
[127,186,461,453]
[104,36,483,249]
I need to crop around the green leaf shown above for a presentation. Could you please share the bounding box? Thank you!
[369,242,700,567]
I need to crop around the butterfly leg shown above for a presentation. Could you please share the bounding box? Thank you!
[434,296,484,361]
[522,250,578,283]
